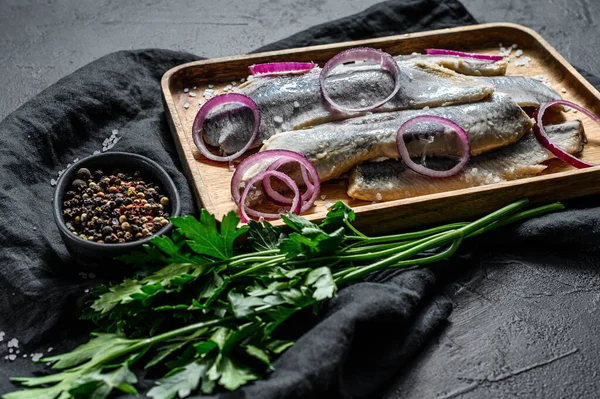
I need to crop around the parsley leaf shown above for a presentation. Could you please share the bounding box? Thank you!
[306,267,337,301]
[320,201,355,231]
[172,211,248,260]
[247,220,283,251]
[147,361,210,399]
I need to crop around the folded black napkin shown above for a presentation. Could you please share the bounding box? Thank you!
[1,0,599,398]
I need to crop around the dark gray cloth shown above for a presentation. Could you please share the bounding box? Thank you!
[0,0,598,398]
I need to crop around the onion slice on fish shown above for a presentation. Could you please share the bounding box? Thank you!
[319,47,402,113]
[533,100,596,168]
[264,158,318,213]
[192,93,260,162]
[424,48,504,62]
[249,62,316,76]
[239,170,302,223]
[396,115,470,178]
[231,150,321,221]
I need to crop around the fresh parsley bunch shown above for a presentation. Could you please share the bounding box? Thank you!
[5,199,563,399]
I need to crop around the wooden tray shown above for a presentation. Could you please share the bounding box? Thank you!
[161,23,600,235]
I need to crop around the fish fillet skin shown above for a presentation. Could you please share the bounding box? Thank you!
[480,75,562,107]
[259,93,533,182]
[347,120,584,201]
[398,54,508,76]
[203,62,494,154]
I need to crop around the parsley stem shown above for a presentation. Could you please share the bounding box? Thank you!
[466,202,564,238]
[229,257,284,279]
[344,220,367,238]
[228,254,286,267]
[333,238,462,281]
[337,229,462,282]
[343,222,468,244]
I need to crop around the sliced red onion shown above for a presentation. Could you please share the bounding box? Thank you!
[191,93,260,162]
[424,48,504,62]
[396,115,470,178]
[230,149,321,215]
[319,47,401,113]
[264,159,316,211]
[248,62,316,76]
[534,100,596,168]
[238,170,301,223]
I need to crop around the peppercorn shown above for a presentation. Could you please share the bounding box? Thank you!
[160,197,169,206]
[63,168,171,244]
[77,168,91,180]
[72,179,87,189]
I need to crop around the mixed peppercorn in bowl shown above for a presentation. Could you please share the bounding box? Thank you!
[52,152,181,268]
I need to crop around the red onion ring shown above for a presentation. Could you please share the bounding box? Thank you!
[319,47,402,113]
[191,93,260,162]
[248,62,316,76]
[238,170,301,223]
[396,115,470,178]
[231,150,321,213]
[533,100,597,168]
[424,48,504,62]
[263,158,315,210]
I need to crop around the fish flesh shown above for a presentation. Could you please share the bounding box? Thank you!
[347,120,584,201]
[480,75,561,107]
[203,62,494,154]
[258,93,533,182]
[398,54,508,76]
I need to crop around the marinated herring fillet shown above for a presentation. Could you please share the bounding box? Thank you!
[480,75,561,107]
[347,120,584,201]
[398,54,508,76]
[204,62,495,154]
[258,93,533,182]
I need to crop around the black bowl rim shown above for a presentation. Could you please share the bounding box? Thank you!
[53,151,182,250]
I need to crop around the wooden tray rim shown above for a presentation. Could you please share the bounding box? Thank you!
[161,22,600,224]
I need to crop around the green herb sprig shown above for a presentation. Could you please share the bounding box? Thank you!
[5,199,563,399]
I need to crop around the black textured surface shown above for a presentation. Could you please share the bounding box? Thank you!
[1,1,600,399]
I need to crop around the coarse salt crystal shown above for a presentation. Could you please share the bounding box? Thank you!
[273,116,284,124]
[515,49,523,57]
[320,194,327,200]
[47,347,54,352]
[193,86,197,90]
[31,353,43,362]
[184,103,190,109]
[231,81,236,86]
[240,78,245,83]
[8,354,16,361]
[208,84,214,89]
[375,192,382,201]
[7,338,18,348]
[189,92,197,97]
[293,101,300,108]
[561,87,567,93]
[9,348,13,353]
[573,109,578,113]
[423,106,430,110]
[50,179,57,186]
[512,44,518,49]
[183,88,189,93]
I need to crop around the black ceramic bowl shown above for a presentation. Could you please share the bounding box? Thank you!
[53,152,181,272]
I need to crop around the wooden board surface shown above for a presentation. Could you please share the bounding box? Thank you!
[161,23,600,235]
